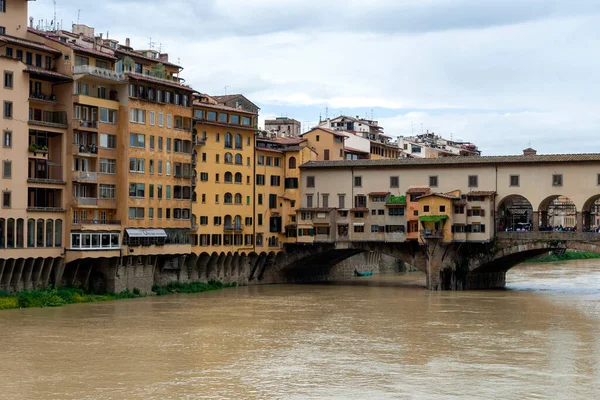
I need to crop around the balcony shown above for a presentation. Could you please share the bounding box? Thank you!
[73,219,121,226]
[28,144,48,159]
[27,206,66,213]
[420,230,444,239]
[72,143,99,157]
[73,65,126,82]
[29,111,68,130]
[73,171,98,183]
[73,197,98,207]
[98,199,117,209]
[79,120,99,130]
[29,91,57,104]
[195,137,206,146]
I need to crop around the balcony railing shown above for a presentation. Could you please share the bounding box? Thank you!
[73,219,121,226]
[74,171,98,182]
[29,111,68,129]
[74,197,98,206]
[80,120,98,129]
[29,92,57,103]
[420,230,444,239]
[73,65,126,82]
[72,143,98,156]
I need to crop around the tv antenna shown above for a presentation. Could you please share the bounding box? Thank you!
[224,85,229,95]
[158,42,167,53]
[148,37,156,50]
[77,9,81,25]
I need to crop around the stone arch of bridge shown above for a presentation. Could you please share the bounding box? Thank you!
[582,195,600,231]
[538,195,578,230]
[496,194,534,231]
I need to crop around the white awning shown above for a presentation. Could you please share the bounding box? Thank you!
[353,223,365,227]
[125,228,167,238]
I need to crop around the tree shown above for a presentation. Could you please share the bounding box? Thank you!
[151,63,167,79]
[122,56,135,73]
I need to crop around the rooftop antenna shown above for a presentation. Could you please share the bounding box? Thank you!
[77,9,81,25]
[371,109,374,120]
[411,121,414,135]
[158,42,167,53]
[420,123,423,135]
[224,85,229,95]
[148,37,156,50]
[52,0,57,29]
[325,107,329,119]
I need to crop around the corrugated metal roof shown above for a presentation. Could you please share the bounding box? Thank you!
[300,153,600,169]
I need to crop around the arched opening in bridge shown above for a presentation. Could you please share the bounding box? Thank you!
[496,195,533,231]
[538,196,577,231]
[582,196,600,232]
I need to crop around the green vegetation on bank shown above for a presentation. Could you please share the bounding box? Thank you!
[526,251,600,263]
[152,280,236,296]
[0,280,235,311]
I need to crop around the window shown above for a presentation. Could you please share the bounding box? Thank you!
[440,205,446,212]
[167,138,171,152]
[289,157,297,169]
[128,207,145,219]
[100,108,117,123]
[306,194,314,208]
[2,160,11,178]
[99,184,116,199]
[388,208,404,216]
[0,1,5,13]
[274,158,281,167]
[316,135,320,142]
[2,191,10,208]
[4,71,12,89]
[322,194,329,208]
[354,176,362,187]
[258,194,263,205]
[284,178,298,189]
[158,137,163,150]
[598,174,600,186]
[128,183,145,198]
[129,158,145,173]
[390,176,399,188]
[429,176,438,187]
[200,172,209,182]
[219,113,228,123]
[130,108,146,123]
[354,224,365,233]
[129,133,145,148]
[257,155,264,165]
[167,114,172,128]
[241,116,251,126]
[100,133,116,149]
[150,111,155,125]
[150,135,155,150]
[4,101,12,118]
[424,205,430,212]
[510,175,520,187]
[166,162,171,175]
[158,112,164,127]
[158,161,163,175]
[338,195,346,209]
[256,174,265,185]
[306,176,315,188]
[468,175,478,188]
[3,130,11,148]
[224,132,232,148]
[270,175,281,186]
[100,158,116,174]
[552,174,563,187]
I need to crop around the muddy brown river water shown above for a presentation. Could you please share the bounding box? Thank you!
[1,260,599,399]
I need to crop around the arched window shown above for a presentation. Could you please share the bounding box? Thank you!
[225,132,232,148]
[235,153,242,165]
[235,172,242,184]
[0,218,5,248]
[235,133,242,149]
[234,215,242,229]
[16,218,24,248]
[235,193,242,204]
[224,152,233,164]
[289,156,297,169]
[224,215,232,228]
[37,219,44,247]
[224,193,233,204]
[54,219,62,247]
[46,219,54,247]
[225,172,233,183]
[27,219,35,247]
[6,218,14,248]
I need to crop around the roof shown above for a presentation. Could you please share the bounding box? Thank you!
[127,72,194,92]
[417,192,460,200]
[297,208,335,212]
[406,187,431,194]
[345,146,369,154]
[25,65,73,82]
[467,191,497,197]
[115,48,182,69]
[72,44,117,61]
[300,153,600,169]
[256,147,283,154]
[301,127,348,139]
[350,207,370,212]
[282,145,307,152]
[212,94,260,110]
[368,192,390,196]
[0,33,62,55]
[193,102,257,115]
[454,200,468,206]
[274,137,306,145]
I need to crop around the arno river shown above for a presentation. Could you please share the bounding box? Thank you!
[1,261,599,399]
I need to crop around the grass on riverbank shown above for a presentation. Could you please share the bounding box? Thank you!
[0,280,235,311]
[526,251,600,263]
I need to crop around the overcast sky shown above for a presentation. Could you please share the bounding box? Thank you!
[30,0,600,155]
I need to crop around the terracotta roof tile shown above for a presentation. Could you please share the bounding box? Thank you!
[302,126,348,138]
[406,187,431,194]
[193,102,257,115]
[345,146,369,154]
[369,192,390,196]
[0,33,62,55]
[467,191,497,196]
[417,192,460,200]
[115,48,182,68]
[127,72,194,92]
[256,147,284,154]
[25,65,72,81]
[300,153,600,169]
[350,207,370,212]
[72,44,116,60]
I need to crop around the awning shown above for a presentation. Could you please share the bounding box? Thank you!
[353,223,365,227]
[125,228,167,238]
[418,215,449,223]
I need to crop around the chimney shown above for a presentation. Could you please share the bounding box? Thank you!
[523,148,537,156]
[29,17,34,29]
[159,53,169,63]
[125,38,130,48]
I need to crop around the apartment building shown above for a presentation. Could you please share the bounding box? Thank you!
[254,133,316,250]
[191,94,257,253]
[397,131,481,158]
[300,127,346,161]
[265,117,301,138]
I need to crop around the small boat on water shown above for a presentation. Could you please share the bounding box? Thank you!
[354,269,373,277]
